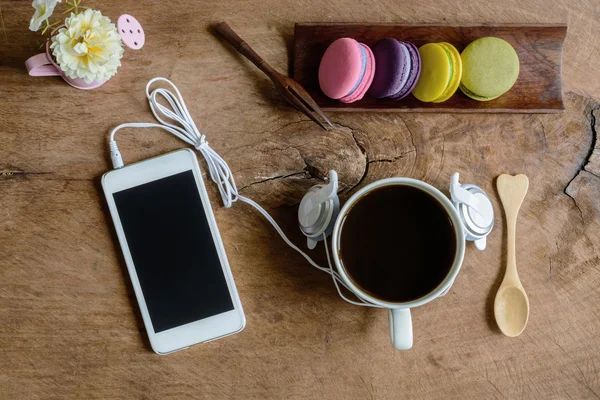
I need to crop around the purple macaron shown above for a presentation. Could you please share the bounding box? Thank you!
[367,39,421,100]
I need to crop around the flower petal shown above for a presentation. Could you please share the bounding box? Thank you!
[51,9,123,82]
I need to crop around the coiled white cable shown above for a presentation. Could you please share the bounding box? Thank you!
[109,77,380,308]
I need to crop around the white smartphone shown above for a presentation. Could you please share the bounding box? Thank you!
[102,148,245,354]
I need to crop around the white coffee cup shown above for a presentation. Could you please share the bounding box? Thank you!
[331,178,466,350]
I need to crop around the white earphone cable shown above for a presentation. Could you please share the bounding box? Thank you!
[109,78,379,308]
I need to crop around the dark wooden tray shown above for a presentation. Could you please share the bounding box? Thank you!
[293,23,567,113]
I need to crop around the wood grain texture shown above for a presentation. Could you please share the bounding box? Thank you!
[293,23,566,112]
[1,0,600,399]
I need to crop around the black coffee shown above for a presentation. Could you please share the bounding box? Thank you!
[339,185,457,303]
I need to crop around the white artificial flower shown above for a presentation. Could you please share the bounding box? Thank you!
[29,0,61,32]
[50,9,124,83]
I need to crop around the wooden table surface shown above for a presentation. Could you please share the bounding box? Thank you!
[1,0,600,399]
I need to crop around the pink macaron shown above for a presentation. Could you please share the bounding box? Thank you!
[318,38,375,103]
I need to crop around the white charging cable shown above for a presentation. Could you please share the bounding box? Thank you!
[109,77,380,308]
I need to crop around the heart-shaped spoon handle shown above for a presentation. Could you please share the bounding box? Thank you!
[497,174,529,285]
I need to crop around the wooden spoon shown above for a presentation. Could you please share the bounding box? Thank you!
[495,174,530,337]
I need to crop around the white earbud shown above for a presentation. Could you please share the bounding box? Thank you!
[297,171,494,251]
[298,170,340,249]
[449,172,494,250]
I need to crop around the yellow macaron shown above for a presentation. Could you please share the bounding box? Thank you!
[412,42,462,103]
[432,43,462,103]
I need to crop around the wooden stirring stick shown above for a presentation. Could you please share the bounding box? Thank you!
[215,22,332,130]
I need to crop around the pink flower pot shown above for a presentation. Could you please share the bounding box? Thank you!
[25,15,144,90]
[25,26,107,90]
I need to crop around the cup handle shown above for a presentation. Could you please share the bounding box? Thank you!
[25,53,61,76]
[389,308,413,350]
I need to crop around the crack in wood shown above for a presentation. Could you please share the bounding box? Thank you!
[398,116,417,151]
[270,119,310,135]
[345,160,369,195]
[0,170,94,185]
[301,156,322,179]
[397,116,418,175]
[567,196,585,221]
[359,376,376,400]
[231,120,370,193]
[331,122,367,154]
[332,121,419,194]
[231,120,416,195]
[551,336,600,399]
[435,129,446,185]
[236,144,320,191]
[480,372,505,399]
[368,149,416,164]
[537,117,548,150]
[333,122,369,194]
[564,107,599,219]
[222,120,311,154]
[47,177,93,182]
[0,171,55,177]
[549,240,560,280]
[238,171,309,191]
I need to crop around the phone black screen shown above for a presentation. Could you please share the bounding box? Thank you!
[113,170,234,333]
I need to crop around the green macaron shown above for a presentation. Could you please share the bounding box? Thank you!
[460,37,520,101]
